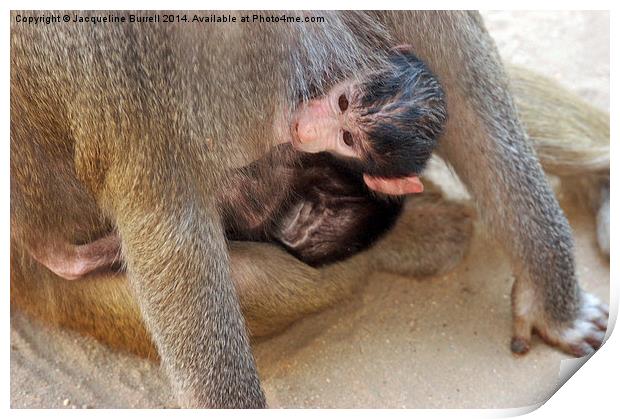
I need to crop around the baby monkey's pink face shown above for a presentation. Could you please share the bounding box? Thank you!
[291,82,363,159]
[289,82,425,196]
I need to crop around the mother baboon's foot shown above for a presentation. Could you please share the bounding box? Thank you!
[511,284,608,357]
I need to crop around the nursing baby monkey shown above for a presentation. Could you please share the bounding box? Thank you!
[11,11,609,408]
[27,46,445,273]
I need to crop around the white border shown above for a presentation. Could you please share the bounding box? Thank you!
[3,2,616,417]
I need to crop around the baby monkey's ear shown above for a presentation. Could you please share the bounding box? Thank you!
[363,174,424,196]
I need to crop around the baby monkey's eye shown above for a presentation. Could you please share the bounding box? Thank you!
[338,94,349,112]
[342,131,354,147]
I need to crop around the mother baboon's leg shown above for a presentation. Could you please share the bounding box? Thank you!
[508,64,610,257]
[11,188,474,354]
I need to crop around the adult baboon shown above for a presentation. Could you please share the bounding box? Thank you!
[11,11,608,407]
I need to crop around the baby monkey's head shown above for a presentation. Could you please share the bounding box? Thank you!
[355,46,446,178]
[291,45,447,194]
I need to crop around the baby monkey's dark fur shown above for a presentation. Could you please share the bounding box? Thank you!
[225,152,404,267]
[338,49,447,178]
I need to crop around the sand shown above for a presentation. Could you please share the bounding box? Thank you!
[10,11,610,409]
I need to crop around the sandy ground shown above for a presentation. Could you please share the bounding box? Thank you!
[10,11,610,409]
